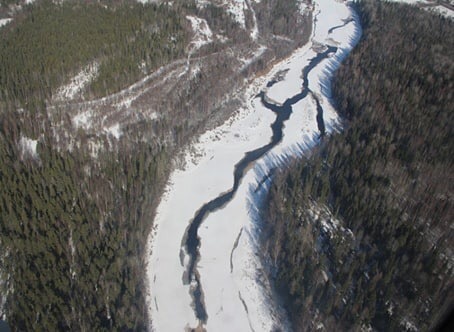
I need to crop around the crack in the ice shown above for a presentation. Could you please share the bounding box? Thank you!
[154,297,159,312]
[328,17,354,34]
[230,228,244,273]
[239,291,256,332]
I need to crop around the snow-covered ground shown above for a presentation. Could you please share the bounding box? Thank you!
[72,110,93,130]
[0,18,12,28]
[226,0,247,28]
[186,15,213,52]
[19,136,39,159]
[195,0,260,40]
[105,123,122,140]
[388,0,454,19]
[433,5,454,18]
[54,62,99,101]
[146,0,361,330]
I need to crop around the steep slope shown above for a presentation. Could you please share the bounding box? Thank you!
[0,0,313,330]
[261,1,453,331]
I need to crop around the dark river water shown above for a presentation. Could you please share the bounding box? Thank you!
[182,45,338,322]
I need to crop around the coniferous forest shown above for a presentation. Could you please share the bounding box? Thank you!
[0,1,189,330]
[0,0,188,108]
[0,0,312,330]
[261,1,453,331]
[1,0,452,330]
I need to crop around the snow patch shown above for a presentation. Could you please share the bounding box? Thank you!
[226,0,247,28]
[135,0,165,3]
[186,15,213,52]
[189,64,201,80]
[195,0,211,9]
[400,318,418,332]
[19,136,38,159]
[115,95,136,110]
[388,0,454,19]
[247,0,259,40]
[0,18,12,28]
[430,5,454,19]
[105,123,122,140]
[72,110,93,130]
[0,243,8,321]
[297,0,309,15]
[55,62,99,101]
[307,202,352,239]
[88,139,103,159]
[239,45,267,71]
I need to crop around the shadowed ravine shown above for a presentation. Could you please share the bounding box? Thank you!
[181,45,338,323]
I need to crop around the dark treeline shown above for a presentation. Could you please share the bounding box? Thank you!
[262,1,453,331]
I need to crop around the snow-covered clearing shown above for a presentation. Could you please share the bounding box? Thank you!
[186,16,213,52]
[146,0,361,330]
[48,58,186,152]
[54,62,99,101]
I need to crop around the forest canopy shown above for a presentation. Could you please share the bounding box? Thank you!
[0,0,188,109]
[261,1,454,331]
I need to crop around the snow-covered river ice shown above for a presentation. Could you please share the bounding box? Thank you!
[146,0,362,330]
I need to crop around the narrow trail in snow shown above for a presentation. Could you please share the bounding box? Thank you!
[238,291,255,332]
[230,228,243,273]
[181,43,337,323]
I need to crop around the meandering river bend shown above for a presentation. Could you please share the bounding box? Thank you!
[147,1,362,330]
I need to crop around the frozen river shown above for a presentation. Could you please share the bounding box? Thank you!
[146,1,362,330]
